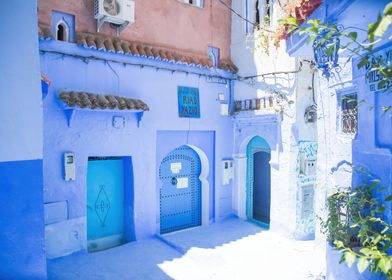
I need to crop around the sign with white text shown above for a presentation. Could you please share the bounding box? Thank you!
[363,45,392,92]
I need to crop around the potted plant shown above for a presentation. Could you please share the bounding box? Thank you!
[321,174,392,279]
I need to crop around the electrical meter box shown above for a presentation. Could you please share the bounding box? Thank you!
[64,152,75,181]
[301,159,316,176]
[222,159,234,185]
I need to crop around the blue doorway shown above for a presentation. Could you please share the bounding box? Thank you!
[246,136,271,228]
[159,145,202,234]
[87,157,125,252]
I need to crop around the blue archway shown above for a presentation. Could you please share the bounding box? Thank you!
[246,136,271,228]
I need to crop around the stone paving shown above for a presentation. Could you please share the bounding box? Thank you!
[48,217,325,280]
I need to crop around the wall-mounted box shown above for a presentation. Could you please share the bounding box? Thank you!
[222,159,234,185]
[64,152,75,181]
[220,103,229,116]
[300,158,316,176]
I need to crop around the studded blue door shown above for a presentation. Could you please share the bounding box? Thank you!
[159,146,201,234]
[87,157,124,252]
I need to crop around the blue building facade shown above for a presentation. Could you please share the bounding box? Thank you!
[287,0,392,279]
[38,23,237,257]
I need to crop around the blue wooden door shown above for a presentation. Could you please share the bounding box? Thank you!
[253,151,271,225]
[87,157,124,252]
[159,146,201,234]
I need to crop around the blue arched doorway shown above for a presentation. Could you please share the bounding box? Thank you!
[246,136,271,228]
[159,145,202,234]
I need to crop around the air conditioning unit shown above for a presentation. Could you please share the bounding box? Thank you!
[94,0,135,33]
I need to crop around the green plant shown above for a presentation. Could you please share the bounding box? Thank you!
[321,174,392,279]
[278,2,392,101]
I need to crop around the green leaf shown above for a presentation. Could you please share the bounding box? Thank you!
[377,258,392,274]
[382,106,392,114]
[279,17,298,26]
[357,57,369,69]
[307,35,316,45]
[344,251,356,268]
[357,257,370,273]
[384,2,392,16]
[335,240,344,248]
[359,248,373,256]
[385,195,392,201]
[348,32,358,41]
[326,45,334,57]
[374,15,392,37]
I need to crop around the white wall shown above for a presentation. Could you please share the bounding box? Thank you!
[230,0,317,237]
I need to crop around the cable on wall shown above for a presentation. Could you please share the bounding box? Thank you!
[217,0,274,33]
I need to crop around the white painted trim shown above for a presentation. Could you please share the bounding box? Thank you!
[234,155,247,219]
[186,144,210,226]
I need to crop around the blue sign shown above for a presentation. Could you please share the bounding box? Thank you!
[178,86,200,118]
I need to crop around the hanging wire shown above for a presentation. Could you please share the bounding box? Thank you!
[237,61,304,80]
[186,74,201,144]
[217,0,274,33]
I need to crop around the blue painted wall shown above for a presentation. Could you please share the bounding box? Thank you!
[0,1,43,162]
[0,0,46,278]
[40,39,234,257]
[0,160,46,279]
[352,40,392,225]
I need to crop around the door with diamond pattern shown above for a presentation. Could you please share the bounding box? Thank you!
[87,157,124,252]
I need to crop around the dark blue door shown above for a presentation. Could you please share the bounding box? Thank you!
[253,151,271,225]
[159,146,201,234]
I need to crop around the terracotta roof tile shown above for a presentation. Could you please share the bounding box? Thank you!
[144,46,153,58]
[121,41,131,54]
[86,36,97,49]
[41,73,51,85]
[137,45,146,57]
[60,91,149,111]
[39,25,238,73]
[113,40,123,53]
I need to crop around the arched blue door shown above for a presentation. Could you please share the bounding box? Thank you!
[246,136,271,228]
[159,146,201,234]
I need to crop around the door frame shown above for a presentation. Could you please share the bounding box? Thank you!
[246,136,271,229]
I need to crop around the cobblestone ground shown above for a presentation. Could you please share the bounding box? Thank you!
[48,218,325,280]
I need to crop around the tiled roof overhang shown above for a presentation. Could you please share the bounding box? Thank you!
[59,91,149,111]
[38,24,238,73]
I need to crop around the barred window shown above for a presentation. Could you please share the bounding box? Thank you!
[341,94,358,134]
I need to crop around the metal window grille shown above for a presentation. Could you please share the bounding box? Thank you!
[341,95,358,134]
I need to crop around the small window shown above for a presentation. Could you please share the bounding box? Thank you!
[264,0,271,26]
[247,0,272,33]
[52,11,75,43]
[56,21,69,42]
[340,94,358,134]
[208,47,220,68]
[179,0,204,8]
